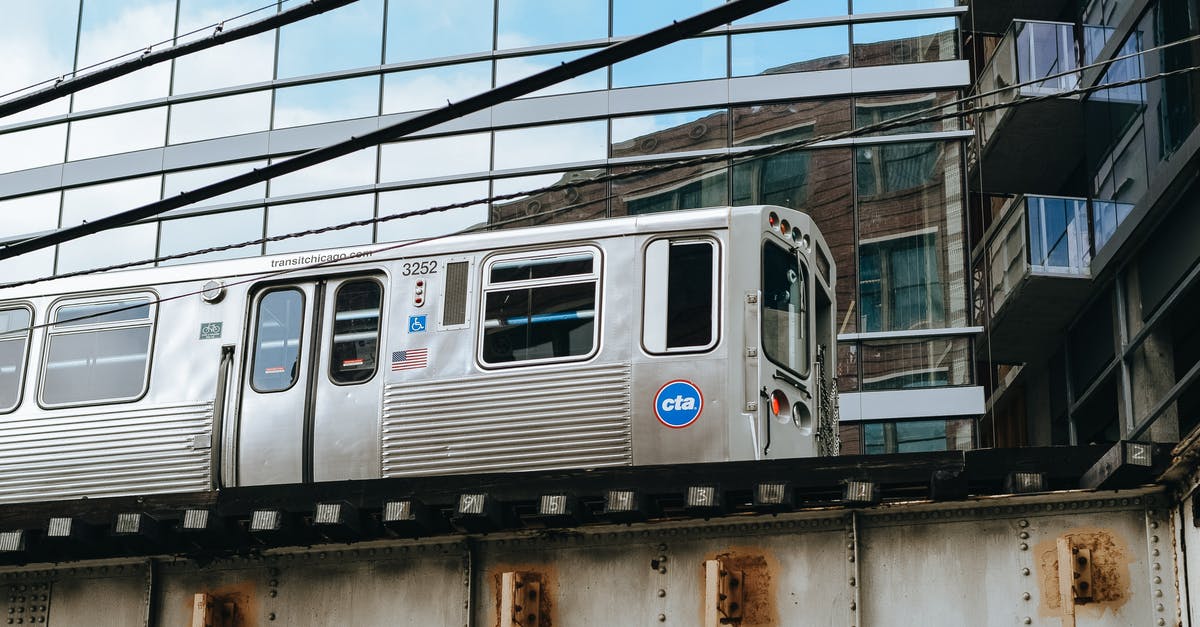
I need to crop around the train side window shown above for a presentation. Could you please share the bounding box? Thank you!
[330,280,382,384]
[762,242,810,378]
[480,248,600,366]
[41,296,155,407]
[251,289,305,393]
[0,307,32,413]
[643,238,719,353]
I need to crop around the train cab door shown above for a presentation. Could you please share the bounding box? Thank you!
[236,276,384,487]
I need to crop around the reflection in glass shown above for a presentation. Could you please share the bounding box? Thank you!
[62,176,161,225]
[0,250,57,284]
[265,194,374,254]
[732,26,849,76]
[853,0,954,13]
[0,0,80,123]
[55,299,151,326]
[611,163,727,216]
[57,224,158,273]
[494,121,606,170]
[382,62,492,114]
[855,92,957,135]
[852,17,957,67]
[855,418,974,454]
[276,0,383,78]
[252,289,304,393]
[169,91,271,144]
[611,109,728,158]
[491,171,609,227]
[159,208,265,265]
[380,133,491,182]
[377,181,490,242]
[268,149,377,197]
[0,193,60,240]
[733,99,851,146]
[67,108,168,161]
[273,76,380,129]
[163,160,268,209]
[734,0,848,24]
[43,325,153,405]
[386,0,493,62]
[0,125,68,174]
[497,0,606,49]
[73,0,176,110]
[762,241,809,377]
[612,37,726,88]
[330,281,382,384]
[613,0,722,37]
[0,307,30,412]
[859,336,971,390]
[175,0,276,91]
[495,50,608,97]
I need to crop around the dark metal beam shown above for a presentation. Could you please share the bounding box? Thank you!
[0,0,789,263]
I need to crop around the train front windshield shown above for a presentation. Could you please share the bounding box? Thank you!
[762,241,809,377]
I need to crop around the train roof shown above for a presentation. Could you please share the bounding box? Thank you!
[0,205,815,301]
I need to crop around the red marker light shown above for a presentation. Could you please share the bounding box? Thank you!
[768,212,779,227]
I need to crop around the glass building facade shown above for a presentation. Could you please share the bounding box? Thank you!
[0,0,978,452]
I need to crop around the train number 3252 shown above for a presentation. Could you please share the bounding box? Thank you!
[401,260,438,276]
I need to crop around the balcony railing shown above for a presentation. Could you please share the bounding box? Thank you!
[984,194,1090,317]
[976,20,1079,145]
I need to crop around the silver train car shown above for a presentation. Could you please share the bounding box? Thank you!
[0,205,836,504]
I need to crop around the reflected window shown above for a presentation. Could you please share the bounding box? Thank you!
[380,133,491,183]
[859,336,970,390]
[733,149,811,208]
[861,418,974,454]
[41,296,155,406]
[497,0,606,49]
[493,121,606,170]
[612,37,726,88]
[855,92,956,135]
[495,50,608,98]
[855,142,940,196]
[762,241,809,377]
[67,108,168,161]
[159,209,265,266]
[852,17,957,67]
[276,0,383,78]
[481,248,601,366]
[491,171,609,227]
[273,76,380,129]
[733,99,852,147]
[251,289,304,392]
[330,280,382,384]
[611,109,728,158]
[860,233,944,332]
[265,194,374,254]
[734,0,848,24]
[733,26,850,76]
[613,0,722,37]
[386,0,493,62]
[0,125,68,174]
[382,62,492,114]
[612,163,727,216]
[0,307,32,413]
[169,91,271,144]
[378,182,490,242]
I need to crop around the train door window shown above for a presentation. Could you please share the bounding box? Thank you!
[642,238,719,353]
[330,280,382,384]
[480,248,600,366]
[0,307,32,413]
[251,289,305,392]
[762,242,809,377]
[41,296,155,407]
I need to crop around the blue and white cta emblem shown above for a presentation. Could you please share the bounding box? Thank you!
[654,380,704,429]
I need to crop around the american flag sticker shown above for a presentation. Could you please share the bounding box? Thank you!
[391,348,429,371]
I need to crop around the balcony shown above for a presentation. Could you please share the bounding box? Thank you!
[973,195,1092,364]
[970,21,1084,196]
[964,0,1076,35]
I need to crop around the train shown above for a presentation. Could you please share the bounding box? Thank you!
[0,204,836,504]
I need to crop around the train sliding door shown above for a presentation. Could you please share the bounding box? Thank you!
[237,276,384,486]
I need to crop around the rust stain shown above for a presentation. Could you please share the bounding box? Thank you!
[181,580,258,627]
[487,562,559,627]
[703,547,780,626]
[1035,527,1132,620]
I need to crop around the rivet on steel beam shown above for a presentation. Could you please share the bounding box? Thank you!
[1022,592,1030,601]
[1019,532,1029,539]
[657,614,666,622]
[1019,519,1029,527]
[657,589,665,598]
[1019,543,1028,551]
[1022,568,1031,576]
[1022,618,1031,625]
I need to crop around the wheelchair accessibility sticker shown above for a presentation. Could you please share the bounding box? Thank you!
[408,315,427,333]
[654,379,703,428]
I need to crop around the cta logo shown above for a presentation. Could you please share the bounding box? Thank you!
[654,380,704,429]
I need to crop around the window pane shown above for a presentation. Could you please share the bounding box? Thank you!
[67,108,168,161]
[380,133,491,183]
[273,76,380,129]
[73,0,175,110]
[863,418,974,454]
[377,181,490,242]
[382,62,492,115]
[174,0,275,93]
[62,176,162,225]
[497,0,607,49]
[0,310,31,336]
[0,192,60,240]
[860,336,971,390]
[0,1,79,123]
[491,170,610,227]
[762,241,809,377]
[330,281,381,384]
[265,194,374,254]
[612,109,729,159]
[733,98,852,146]
[57,224,158,274]
[854,91,958,136]
[163,160,268,209]
[495,50,608,98]
[735,0,848,24]
[386,0,493,62]
[852,17,957,67]
[494,121,606,170]
[158,209,265,265]
[613,0,722,37]
[491,254,594,283]
[667,242,714,349]
[853,0,954,13]
[733,26,849,76]
[43,326,152,405]
[611,163,728,216]
[0,337,26,412]
[612,37,726,88]
[0,125,68,174]
[483,282,596,364]
[276,0,383,78]
[169,91,272,144]
[268,149,377,197]
[252,289,304,392]
[55,299,151,326]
